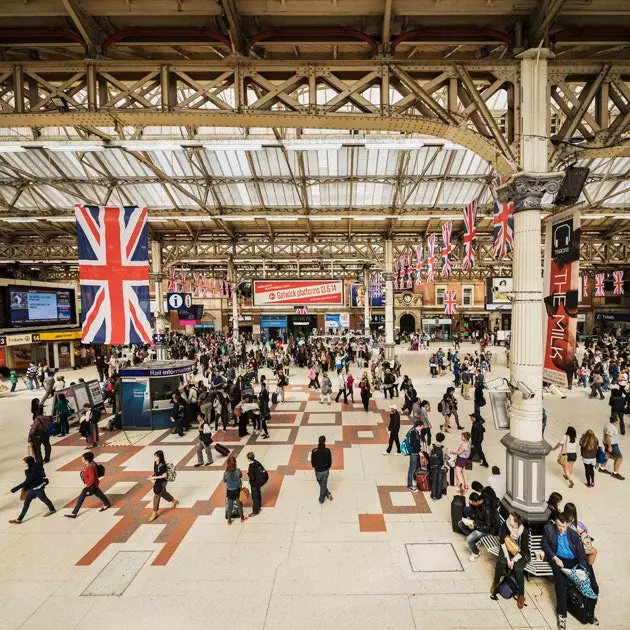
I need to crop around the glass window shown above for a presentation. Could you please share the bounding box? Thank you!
[463,286,473,307]
[436,286,446,306]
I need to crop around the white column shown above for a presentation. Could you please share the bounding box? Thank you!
[228,259,239,342]
[498,49,564,521]
[384,240,395,360]
[363,265,371,337]
[150,240,167,360]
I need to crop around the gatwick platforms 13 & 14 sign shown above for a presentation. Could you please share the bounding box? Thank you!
[253,280,344,306]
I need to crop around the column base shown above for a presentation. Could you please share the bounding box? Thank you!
[384,342,395,361]
[500,433,552,525]
[156,345,168,361]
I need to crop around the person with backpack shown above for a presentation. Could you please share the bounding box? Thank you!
[53,393,71,437]
[9,369,17,392]
[223,455,245,524]
[490,511,530,609]
[246,451,269,516]
[438,393,453,433]
[429,432,448,501]
[383,405,401,454]
[28,408,52,464]
[402,424,422,492]
[8,456,56,524]
[195,412,214,467]
[64,451,111,518]
[170,392,187,437]
[148,450,179,522]
[470,414,489,467]
[461,368,472,399]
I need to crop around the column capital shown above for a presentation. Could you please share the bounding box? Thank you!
[497,171,564,212]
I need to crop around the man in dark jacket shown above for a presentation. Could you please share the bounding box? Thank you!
[542,515,598,629]
[470,414,489,467]
[311,435,333,504]
[457,492,494,561]
[384,405,401,454]
[246,451,267,516]
[473,382,486,419]
[406,424,422,492]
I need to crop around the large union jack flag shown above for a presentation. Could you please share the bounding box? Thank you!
[595,273,605,297]
[493,176,514,258]
[462,199,477,272]
[76,205,152,345]
[613,270,625,295]
[582,275,589,301]
[427,234,437,283]
[444,290,457,315]
[415,244,423,285]
[441,220,453,278]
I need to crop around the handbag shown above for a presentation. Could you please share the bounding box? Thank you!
[596,446,607,465]
[239,487,250,503]
[19,488,27,501]
[504,536,520,556]
[580,531,594,552]
[557,453,568,467]
[562,565,598,600]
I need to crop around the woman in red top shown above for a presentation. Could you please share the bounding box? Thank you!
[64,451,111,518]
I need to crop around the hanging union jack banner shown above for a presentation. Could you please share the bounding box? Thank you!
[493,176,514,259]
[406,253,414,288]
[595,273,605,297]
[444,290,457,315]
[167,267,178,292]
[427,234,437,282]
[75,205,152,345]
[613,270,625,295]
[462,199,477,272]
[441,220,453,279]
[415,244,423,285]
[582,275,589,300]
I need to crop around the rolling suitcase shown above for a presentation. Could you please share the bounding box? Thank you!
[271,391,278,405]
[567,583,596,625]
[449,465,455,487]
[225,497,240,520]
[214,443,230,457]
[451,495,466,533]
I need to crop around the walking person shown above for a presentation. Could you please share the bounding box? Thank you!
[470,414,489,467]
[600,415,625,480]
[148,450,179,522]
[247,451,268,516]
[223,455,245,524]
[64,451,111,518]
[319,372,332,405]
[28,408,52,464]
[307,365,319,390]
[277,369,287,403]
[579,429,599,488]
[473,381,486,419]
[26,361,38,391]
[311,435,333,504]
[453,431,472,494]
[258,381,271,439]
[589,371,605,399]
[359,373,372,412]
[194,412,214,467]
[609,387,626,435]
[334,369,348,403]
[383,405,401,454]
[438,392,452,432]
[7,456,56,524]
[346,372,355,403]
[552,426,577,488]
[405,423,422,492]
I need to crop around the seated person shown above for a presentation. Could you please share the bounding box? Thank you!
[490,512,530,609]
[457,492,494,561]
[542,514,598,630]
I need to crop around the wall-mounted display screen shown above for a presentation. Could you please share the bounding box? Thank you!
[4,286,76,328]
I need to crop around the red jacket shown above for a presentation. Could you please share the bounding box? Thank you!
[81,462,99,488]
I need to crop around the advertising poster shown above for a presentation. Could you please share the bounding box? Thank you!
[543,208,581,387]
[253,280,343,306]
[351,284,385,308]
[325,313,350,329]
[121,377,151,428]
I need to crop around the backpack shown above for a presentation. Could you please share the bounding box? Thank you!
[498,573,519,599]
[462,371,471,384]
[400,429,413,456]
[257,463,269,486]
[437,400,443,413]
[96,463,105,478]
[429,445,444,469]
[166,462,177,483]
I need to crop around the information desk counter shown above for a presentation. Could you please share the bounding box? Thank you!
[119,360,195,430]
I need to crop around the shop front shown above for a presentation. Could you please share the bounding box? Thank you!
[422,316,453,340]
[228,314,253,336]
[594,312,630,335]
[288,314,317,338]
[462,315,489,339]
[38,330,83,370]
[370,313,385,334]
[260,314,288,341]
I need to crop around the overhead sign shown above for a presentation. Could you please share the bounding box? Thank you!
[38,330,82,341]
[325,313,350,328]
[0,333,41,346]
[152,333,167,344]
[253,280,344,306]
[166,292,193,311]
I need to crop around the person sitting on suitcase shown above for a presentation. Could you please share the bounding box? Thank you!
[457,492,494,561]
[490,511,530,609]
[542,515,598,630]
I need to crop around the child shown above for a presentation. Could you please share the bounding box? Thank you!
[9,370,17,392]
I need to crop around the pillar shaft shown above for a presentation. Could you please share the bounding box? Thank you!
[228,259,239,341]
[384,240,395,360]
[150,241,167,360]
[363,266,371,337]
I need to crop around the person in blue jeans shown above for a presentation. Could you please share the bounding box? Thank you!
[9,456,56,524]
[311,435,333,503]
[407,424,422,492]
[457,492,494,561]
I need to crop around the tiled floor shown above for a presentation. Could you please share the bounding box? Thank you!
[0,343,622,629]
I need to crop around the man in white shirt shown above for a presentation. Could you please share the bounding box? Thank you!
[601,417,625,480]
[487,466,507,499]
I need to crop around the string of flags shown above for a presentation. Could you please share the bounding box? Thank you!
[167,268,233,298]
[582,271,625,298]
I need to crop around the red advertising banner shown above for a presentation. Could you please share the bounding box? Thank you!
[253,280,344,306]
[543,208,581,387]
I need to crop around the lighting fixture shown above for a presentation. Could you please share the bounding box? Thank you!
[612,216,630,220]
[396,216,429,221]
[36,142,104,152]
[147,217,169,222]
[584,215,604,220]
[201,141,263,152]
[424,141,460,151]
[349,216,387,221]
[47,216,76,223]
[113,140,188,152]
[363,139,426,151]
[283,140,343,151]
[0,144,27,153]
[221,215,265,221]
[175,216,211,222]
[1,217,39,223]
[438,215,462,220]
[308,216,341,221]
[267,216,300,221]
